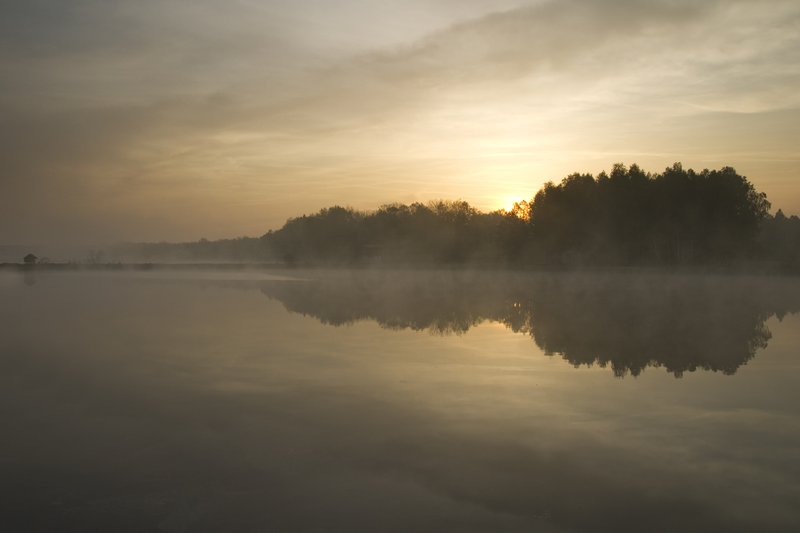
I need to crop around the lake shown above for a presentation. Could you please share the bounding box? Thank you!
[1,269,799,532]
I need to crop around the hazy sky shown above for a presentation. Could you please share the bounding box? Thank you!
[2,0,799,244]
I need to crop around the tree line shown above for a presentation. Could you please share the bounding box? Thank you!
[108,163,800,269]
[263,163,798,269]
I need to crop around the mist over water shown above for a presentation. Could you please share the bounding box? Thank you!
[260,270,800,377]
[2,269,800,532]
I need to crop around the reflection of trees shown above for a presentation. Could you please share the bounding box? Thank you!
[261,276,500,335]
[510,279,776,377]
[261,273,800,377]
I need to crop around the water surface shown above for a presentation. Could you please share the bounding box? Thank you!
[1,269,799,532]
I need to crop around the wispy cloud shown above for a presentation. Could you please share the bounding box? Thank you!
[1,0,798,244]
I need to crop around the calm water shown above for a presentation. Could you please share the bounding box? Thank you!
[1,269,799,532]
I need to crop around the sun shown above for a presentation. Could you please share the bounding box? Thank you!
[497,195,531,220]
[502,196,526,213]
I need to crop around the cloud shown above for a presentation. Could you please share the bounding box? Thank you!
[1,0,799,244]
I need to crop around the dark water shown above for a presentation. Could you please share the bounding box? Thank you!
[1,269,799,532]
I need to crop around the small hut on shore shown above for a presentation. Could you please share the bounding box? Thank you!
[23,253,38,265]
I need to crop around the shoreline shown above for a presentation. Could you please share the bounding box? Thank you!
[1,261,798,277]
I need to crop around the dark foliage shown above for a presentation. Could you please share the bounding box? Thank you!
[528,163,771,265]
[102,163,796,269]
[759,209,800,270]
[263,201,530,266]
[263,163,781,267]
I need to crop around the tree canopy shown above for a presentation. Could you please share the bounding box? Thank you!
[264,200,528,266]
[103,163,798,270]
[529,163,771,265]
[262,163,784,268]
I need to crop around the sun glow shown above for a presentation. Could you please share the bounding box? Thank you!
[502,196,527,213]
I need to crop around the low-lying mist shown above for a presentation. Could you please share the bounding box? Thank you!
[249,269,799,377]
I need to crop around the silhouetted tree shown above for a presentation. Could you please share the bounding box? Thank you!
[103,163,795,269]
[264,200,529,266]
[758,209,800,268]
[529,163,771,265]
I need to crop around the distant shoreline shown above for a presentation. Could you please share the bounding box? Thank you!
[1,261,798,277]
[0,262,285,271]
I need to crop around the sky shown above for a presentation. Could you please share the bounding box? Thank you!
[1,0,799,244]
